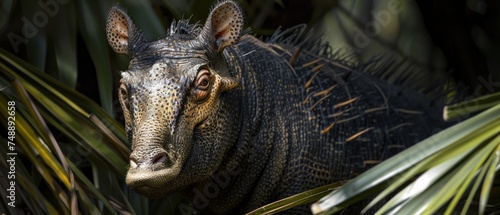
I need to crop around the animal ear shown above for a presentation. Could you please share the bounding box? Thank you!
[106,6,144,55]
[200,1,244,52]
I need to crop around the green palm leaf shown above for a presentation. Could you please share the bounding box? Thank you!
[0,48,131,214]
[312,93,500,214]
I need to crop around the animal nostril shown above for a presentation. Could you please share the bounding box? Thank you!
[130,155,138,168]
[152,152,167,164]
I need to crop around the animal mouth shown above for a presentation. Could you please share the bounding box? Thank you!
[126,165,181,195]
[125,152,182,197]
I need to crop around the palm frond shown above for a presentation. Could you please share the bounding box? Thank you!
[312,94,500,214]
[0,48,131,214]
[246,182,345,215]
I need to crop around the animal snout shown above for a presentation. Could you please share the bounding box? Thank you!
[129,149,168,169]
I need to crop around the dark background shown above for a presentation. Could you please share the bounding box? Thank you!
[1,0,498,115]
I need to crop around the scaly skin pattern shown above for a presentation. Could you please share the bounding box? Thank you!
[106,1,449,214]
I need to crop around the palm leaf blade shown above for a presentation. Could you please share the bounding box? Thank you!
[312,102,500,214]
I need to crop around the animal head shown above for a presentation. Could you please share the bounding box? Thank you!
[106,1,243,197]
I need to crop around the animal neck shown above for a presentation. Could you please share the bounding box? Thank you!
[197,37,298,213]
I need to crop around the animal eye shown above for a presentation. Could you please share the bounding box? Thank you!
[118,80,130,110]
[196,69,211,90]
[193,68,212,102]
[200,79,209,87]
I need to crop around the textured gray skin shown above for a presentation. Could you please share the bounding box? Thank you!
[106,1,449,214]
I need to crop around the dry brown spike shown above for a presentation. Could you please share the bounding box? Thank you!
[363,106,388,114]
[289,47,302,66]
[305,69,321,88]
[336,115,360,124]
[311,63,328,73]
[309,94,330,111]
[334,97,359,109]
[346,127,374,142]
[328,107,352,118]
[302,58,322,68]
[321,121,336,135]
[314,84,338,98]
